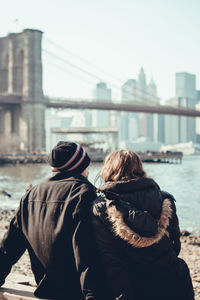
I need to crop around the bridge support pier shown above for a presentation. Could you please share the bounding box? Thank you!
[0,109,5,134]
[20,103,46,152]
[0,107,21,152]
[0,29,46,153]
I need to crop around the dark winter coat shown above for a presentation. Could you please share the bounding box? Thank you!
[91,177,194,300]
[0,171,111,300]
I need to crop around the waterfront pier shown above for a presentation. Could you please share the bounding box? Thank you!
[0,151,183,165]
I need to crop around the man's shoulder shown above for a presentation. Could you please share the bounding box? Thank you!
[48,172,94,187]
[68,175,96,194]
[22,174,96,201]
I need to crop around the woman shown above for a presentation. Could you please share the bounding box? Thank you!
[91,150,194,300]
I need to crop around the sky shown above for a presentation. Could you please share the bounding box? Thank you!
[1,0,200,101]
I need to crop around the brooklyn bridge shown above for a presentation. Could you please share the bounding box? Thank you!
[0,29,199,151]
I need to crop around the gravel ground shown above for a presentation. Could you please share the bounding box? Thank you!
[180,233,200,300]
[0,209,199,299]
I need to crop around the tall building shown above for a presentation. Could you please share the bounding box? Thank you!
[121,79,137,102]
[197,90,200,103]
[148,78,159,142]
[164,97,197,145]
[92,82,112,128]
[148,78,159,104]
[176,72,196,99]
[158,115,165,143]
[137,67,147,103]
[196,90,200,144]
[164,72,197,145]
[176,72,196,143]
[137,69,159,142]
[93,82,112,101]
[120,68,159,146]
[164,98,179,144]
[120,79,139,142]
[196,102,200,144]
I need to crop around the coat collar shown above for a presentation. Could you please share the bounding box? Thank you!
[99,177,159,195]
[47,170,93,186]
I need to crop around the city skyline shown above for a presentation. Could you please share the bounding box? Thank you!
[0,0,200,101]
[90,69,198,152]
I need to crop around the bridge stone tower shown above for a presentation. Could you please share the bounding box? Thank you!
[0,29,45,152]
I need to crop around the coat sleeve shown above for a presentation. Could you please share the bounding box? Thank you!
[161,191,181,255]
[0,205,27,286]
[90,213,135,300]
[169,210,181,256]
[72,189,112,300]
[167,197,181,256]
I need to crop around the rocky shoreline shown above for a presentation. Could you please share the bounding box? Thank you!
[0,209,199,299]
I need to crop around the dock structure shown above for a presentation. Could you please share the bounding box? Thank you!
[0,151,183,165]
[138,151,183,164]
[0,154,48,165]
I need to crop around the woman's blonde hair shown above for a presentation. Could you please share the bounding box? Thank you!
[100,150,146,182]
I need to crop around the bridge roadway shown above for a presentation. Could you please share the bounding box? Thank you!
[0,94,22,104]
[51,127,118,134]
[46,97,200,117]
[0,94,200,117]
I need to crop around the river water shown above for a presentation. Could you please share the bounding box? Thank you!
[0,155,199,234]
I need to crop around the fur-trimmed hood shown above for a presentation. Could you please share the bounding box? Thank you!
[98,177,162,219]
[94,177,174,248]
[106,198,172,248]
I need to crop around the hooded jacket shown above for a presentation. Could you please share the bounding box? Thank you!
[0,171,110,300]
[91,177,194,300]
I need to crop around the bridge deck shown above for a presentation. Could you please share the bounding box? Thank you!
[51,127,118,134]
[46,98,200,117]
[1,94,199,117]
[0,94,22,104]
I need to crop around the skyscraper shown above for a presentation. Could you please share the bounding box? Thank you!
[120,68,159,146]
[197,90,200,103]
[164,72,197,145]
[93,82,112,101]
[148,78,158,104]
[175,72,196,99]
[164,98,179,144]
[196,102,200,144]
[176,72,196,143]
[92,82,112,127]
[137,69,159,142]
[121,79,137,102]
[137,67,147,103]
[121,79,139,141]
[147,78,159,142]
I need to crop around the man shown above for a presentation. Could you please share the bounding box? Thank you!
[0,141,109,300]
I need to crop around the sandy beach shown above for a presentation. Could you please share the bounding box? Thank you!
[0,209,199,299]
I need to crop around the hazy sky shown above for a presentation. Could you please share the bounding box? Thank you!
[1,0,200,101]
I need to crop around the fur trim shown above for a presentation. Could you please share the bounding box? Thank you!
[107,198,172,248]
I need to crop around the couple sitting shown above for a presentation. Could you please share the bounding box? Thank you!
[0,141,194,300]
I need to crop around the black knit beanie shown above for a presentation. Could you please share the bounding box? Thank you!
[48,141,90,173]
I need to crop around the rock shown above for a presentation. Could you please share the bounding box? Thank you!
[181,230,191,237]
[0,190,12,198]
